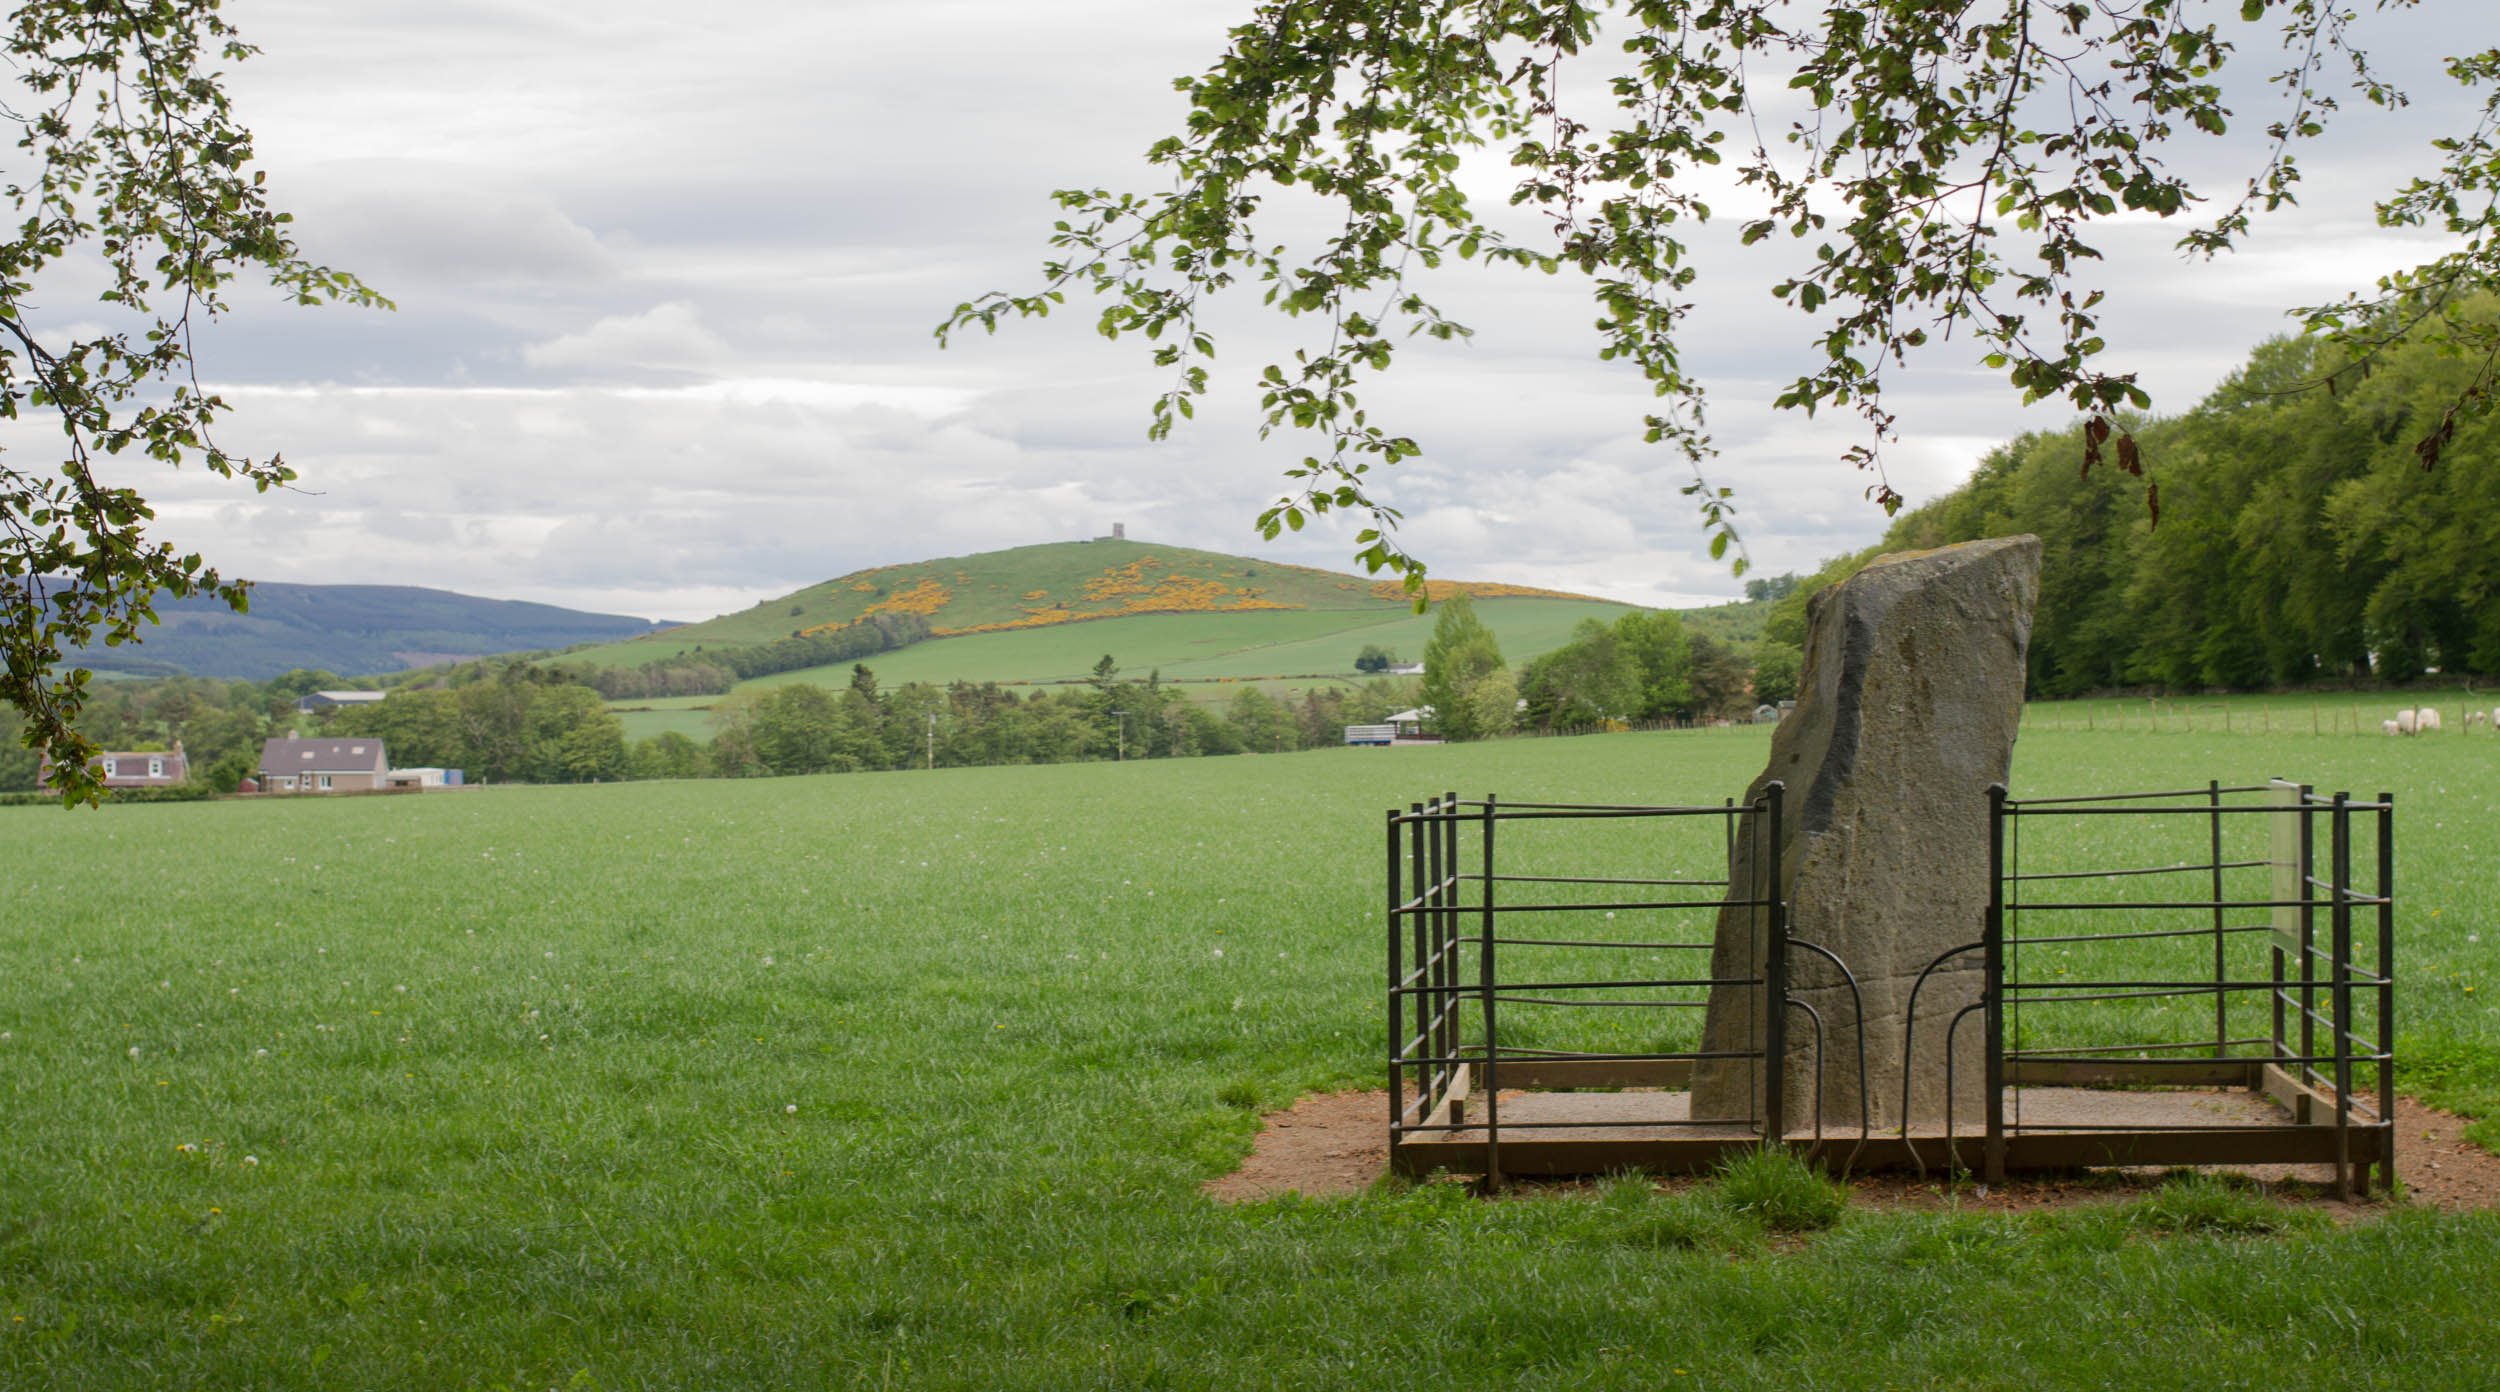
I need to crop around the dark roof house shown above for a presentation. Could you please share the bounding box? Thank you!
[37,741,191,791]
[256,736,389,794]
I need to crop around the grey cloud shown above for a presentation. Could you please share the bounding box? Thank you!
[288,169,620,289]
[116,0,2489,621]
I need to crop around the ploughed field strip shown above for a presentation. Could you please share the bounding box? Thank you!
[1386,782,2395,1192]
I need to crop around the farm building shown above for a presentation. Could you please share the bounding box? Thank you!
[256,736,389,793]
[294,690,388,714]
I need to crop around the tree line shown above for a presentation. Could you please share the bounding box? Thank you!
[0,655,1442,794]
[695,661,1432,778]
[567,611,933,700]
[0,661,644,794]
[0,599,1802,797]
[1785,300,2500,696]
[1418,594,1773,739]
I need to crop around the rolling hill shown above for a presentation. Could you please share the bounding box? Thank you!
[572,538,1614,667]
[576,540,1668,742]
[49,581,669,680]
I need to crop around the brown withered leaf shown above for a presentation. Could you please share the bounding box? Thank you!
[2080,414,2111,477]
[2416,406,2457,470]
[2116,432,2141,476]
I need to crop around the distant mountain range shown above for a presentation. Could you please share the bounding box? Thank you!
[55,582,670,681]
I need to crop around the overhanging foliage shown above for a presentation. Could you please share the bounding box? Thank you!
[943,1,2498,591]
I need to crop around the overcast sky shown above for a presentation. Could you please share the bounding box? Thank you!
[24,1,2486,622]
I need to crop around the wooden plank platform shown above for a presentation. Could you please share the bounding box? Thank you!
[1390,1085,2391,1178]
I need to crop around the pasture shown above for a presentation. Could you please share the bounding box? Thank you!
[605,594,1639,743]
[3,721,2497,1388]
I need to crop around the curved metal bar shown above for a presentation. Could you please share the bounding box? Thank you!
[1942,1001,1988,1180]
[1785,997,1825,1146]
[1786,938,1874,1152]
[1899,940,1989,1139]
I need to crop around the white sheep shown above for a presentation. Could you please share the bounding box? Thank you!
[2417,706,2443,733]
[2383,719,2403,736]
[2394,709,2418,735]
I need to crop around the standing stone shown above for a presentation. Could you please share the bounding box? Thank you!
[1691,536,2041,1133]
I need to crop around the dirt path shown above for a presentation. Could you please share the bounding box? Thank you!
[1204,1090,2500,1215]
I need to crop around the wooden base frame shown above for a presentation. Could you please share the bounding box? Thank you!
[1387,1058,2395,1193]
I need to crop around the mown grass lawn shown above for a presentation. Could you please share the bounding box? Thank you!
[3,722,2496,1388]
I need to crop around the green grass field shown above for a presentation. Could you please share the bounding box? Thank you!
[5,720,2499,1388]
[748,595,1632,690]
[607,704,720,743]
[606,595,1636,737]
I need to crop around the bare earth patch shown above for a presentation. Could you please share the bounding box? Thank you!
[1204,1090,2500,1216]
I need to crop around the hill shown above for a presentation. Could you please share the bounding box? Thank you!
[746,595,1637,690]
[575,539,1609,669]
[52,581,668,680]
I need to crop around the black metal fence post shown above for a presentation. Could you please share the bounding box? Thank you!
[1430,794,1450,1119]
[2330,792,2354,1199]
[1387,806,1404,1147]
[1478,791,1500,1189]
[1761,780,1787,1144]
[2209,779,2227,1057]
[1985,782,2008,1185]
[2300,786,2318,1095]
[2376,791,2396,1196]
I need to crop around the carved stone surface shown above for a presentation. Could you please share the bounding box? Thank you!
[1691,535,2041,1132]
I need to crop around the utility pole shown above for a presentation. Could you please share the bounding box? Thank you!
[926,712,935,771]
[1112,709,1128,761]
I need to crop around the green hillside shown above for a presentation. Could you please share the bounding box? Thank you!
[575,539,1609,669]
[745,596,1631,690]
[607,596,1635,743]
[1678,595,1771,647]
